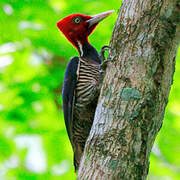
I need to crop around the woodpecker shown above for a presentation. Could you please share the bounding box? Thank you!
[57,10,114,171]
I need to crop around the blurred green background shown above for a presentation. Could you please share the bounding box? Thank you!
[0,0,179,179]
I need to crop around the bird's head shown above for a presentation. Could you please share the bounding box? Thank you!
[57,10,114,50]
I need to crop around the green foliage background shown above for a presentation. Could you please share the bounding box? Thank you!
[0,0,179,179]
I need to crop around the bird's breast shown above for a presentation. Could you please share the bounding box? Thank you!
[75,58,100,109]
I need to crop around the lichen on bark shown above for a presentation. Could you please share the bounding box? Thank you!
[77,0,180,179]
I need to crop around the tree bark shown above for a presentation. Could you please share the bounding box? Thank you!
[77,0,180,179]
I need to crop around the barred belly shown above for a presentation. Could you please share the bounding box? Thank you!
[72,58,100,149]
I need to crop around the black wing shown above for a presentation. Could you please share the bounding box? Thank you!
[62,57,79,143]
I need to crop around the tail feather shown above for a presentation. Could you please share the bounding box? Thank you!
[73,144,83,172]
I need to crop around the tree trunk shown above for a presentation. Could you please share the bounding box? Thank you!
[77,0,180,179]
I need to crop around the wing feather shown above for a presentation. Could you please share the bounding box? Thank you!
[62,57,79,143]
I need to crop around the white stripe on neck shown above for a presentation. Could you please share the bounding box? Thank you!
[77,41,83,57]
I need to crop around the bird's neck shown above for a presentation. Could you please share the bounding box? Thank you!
[75,39,101,64]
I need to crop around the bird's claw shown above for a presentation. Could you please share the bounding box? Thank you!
[99,45,111,71]
[99,45,110,62]
[97,46,111,86]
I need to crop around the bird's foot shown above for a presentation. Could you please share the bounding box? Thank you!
[98,46,111,87]
[99,45,111,70]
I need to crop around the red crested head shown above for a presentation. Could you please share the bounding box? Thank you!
[57,10,114,50]
[57,14,94,47]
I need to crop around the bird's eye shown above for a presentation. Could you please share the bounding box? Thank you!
[73,17,82,24]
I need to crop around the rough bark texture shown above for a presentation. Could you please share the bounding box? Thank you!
[77,0,180,179]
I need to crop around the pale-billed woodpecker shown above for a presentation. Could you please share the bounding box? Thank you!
[57,10,114,171]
